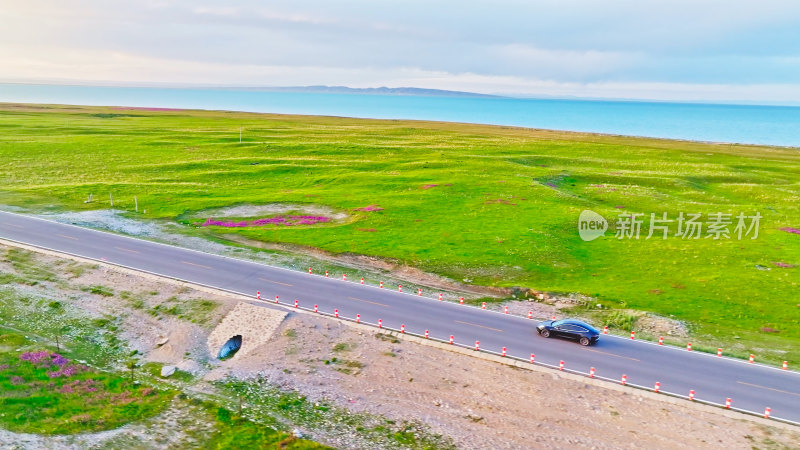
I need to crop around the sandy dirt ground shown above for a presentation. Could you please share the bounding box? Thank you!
[1,244,798,449]
[232,314,798,450]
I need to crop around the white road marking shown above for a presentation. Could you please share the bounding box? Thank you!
[348,296,390,308]
[114,246,140,254]
[181,260,212,270]
[454,320,504,333]
[585,347,640,362]
[738,381,800,397]
[258,277,292,287]
[57,234,78,240]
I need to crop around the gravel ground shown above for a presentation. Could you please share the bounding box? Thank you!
[231,314,800,450]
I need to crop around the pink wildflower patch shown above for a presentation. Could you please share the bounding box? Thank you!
[614,205,625,209]
[420,184,438,189]
[57,380,98,394]
[773,262,796,268]
[202,219,249,227]
[354,205,384,212]
[20,351,86,379]
[48,364,86,378]
[779,227,800,235]
[20,351,68,368]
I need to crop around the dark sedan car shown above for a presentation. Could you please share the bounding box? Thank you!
[536,319,600,346]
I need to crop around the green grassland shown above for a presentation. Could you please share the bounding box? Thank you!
[0,329,324,448]
[0,333,173,434]
[1,103,798,361]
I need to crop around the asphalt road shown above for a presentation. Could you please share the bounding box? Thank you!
[1,210,799,423]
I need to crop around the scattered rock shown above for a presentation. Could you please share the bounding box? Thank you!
[160,365,177,378]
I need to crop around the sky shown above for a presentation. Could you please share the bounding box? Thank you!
[2,0,800,103]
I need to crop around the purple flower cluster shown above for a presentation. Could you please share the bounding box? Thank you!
[51,354,69,367]
[773,262,796,268]
[9,375,24,385]
[251,217,289,226]
[202,215,331,228]
[20,351,59,367]
[57,379,98,394]
[48,365,85,378]
[780,227,800,235]
[354,205,384,212]
[20,351,86,378]
[202,219,249,227]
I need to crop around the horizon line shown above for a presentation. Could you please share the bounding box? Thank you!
[2,79,800,109]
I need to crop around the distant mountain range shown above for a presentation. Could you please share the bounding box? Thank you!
[230,85,503,98]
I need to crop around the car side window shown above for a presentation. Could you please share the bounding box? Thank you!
[558,324,578,332]
[574,326,589,333]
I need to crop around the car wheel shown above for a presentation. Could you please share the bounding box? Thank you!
[540,329,550,338]
[579,337,590,346]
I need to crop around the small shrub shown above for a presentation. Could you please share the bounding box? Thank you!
[83,285,113,297]
[605,311,639,331]
[332,342,352,352]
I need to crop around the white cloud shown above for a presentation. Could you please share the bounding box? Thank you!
[193,6,241,17]
[2,45,799,104]
[0,0,799,103]
[257,9,336,25]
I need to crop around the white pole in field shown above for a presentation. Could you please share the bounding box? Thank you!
[240,127,242,143]
[110,193,113,207]
[134,196,138,212]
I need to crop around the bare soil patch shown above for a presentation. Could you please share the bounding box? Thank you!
[230,314,798,449]
[188,203,350,221]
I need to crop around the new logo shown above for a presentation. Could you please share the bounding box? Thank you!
[578,210,607,241]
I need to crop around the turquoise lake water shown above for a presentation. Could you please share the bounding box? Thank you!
[2,83,799,147]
